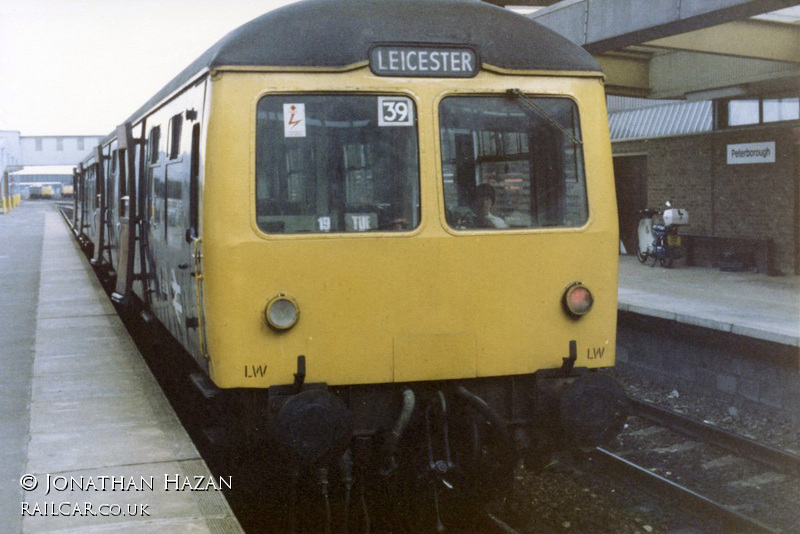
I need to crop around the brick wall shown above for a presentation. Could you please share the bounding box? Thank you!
[614,123,798,274]
[617,312,800,426]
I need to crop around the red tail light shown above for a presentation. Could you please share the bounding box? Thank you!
[564,283,593,317]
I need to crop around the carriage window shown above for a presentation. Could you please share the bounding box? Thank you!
[166,172,183,244]
[149,126,161,164]
[256,94,420,233]
[117,149,128,218]
[440,95,587,230]
[168,114,183,160]
[87,166,97,211]
[189,123,201,239]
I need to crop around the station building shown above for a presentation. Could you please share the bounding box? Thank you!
[0,133,102,208]
[0,130,23,212]
[528,1,800,275]
[609,96,799,275]
[0,130,22,172]
[19,134,104,167]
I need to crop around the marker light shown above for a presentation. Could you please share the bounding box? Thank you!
[563,283,593,317]
[265,294,299,330]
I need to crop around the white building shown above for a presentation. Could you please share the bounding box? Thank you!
[1,130,23,177]
[1,133,103,202]
[20,135,104,166]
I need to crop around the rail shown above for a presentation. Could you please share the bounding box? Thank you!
[590,448,778,534]
[629,397,800,477]
[590,396,800,533]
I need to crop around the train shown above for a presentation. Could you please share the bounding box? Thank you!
[26,183,60,199]
[70,0,627,529]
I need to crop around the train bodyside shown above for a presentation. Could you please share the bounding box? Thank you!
[76,80,208,356]
[75,139,131,294]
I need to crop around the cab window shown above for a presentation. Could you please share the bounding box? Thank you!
[256,94,420,233]
[440,95,587,230]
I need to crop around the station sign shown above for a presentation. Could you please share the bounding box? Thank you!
[727,141,775,165]
[370,45,479,78]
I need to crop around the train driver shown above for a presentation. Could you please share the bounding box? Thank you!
[472,183,508,229]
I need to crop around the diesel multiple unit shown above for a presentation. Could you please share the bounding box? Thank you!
[70,0,627,529]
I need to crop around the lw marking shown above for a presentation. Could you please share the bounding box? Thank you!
[587,346,605,359]
[244,365,268,378]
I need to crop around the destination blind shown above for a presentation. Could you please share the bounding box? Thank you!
[370,46,478,78]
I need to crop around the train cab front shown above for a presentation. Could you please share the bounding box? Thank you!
[199,69,628,530]
[193,4,628,529]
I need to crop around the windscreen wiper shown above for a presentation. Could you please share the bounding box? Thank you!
[506,88,582,147]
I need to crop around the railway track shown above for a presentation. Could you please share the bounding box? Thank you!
[594,397,800,533]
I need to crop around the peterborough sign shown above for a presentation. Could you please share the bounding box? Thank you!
[727,142,775,165]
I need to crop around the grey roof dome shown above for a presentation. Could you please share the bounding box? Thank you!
[123,0,599,126]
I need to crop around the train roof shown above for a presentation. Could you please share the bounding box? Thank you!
[120,0,600,134]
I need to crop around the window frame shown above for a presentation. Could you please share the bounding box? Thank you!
[437,92,589,233]
[167,113,184,161]
[254,92,423,236]
[717,94,800,129]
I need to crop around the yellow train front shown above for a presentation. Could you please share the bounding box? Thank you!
[200,0,623,513]
[77,0,627,527]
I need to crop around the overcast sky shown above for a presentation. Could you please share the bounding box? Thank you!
[0,0,301,136]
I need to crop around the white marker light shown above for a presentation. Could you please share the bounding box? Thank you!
[265,294,300,330]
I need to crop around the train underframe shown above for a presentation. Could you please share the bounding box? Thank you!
[203,353,628,533]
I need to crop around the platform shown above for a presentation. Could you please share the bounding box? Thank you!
[1,202,243,533]
[618,254,800,348]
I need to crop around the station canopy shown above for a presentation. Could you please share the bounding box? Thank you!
[495,0,800,101]
[10,165,75,182]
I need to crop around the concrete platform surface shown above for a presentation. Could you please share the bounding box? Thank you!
[618,254,800,347]
[1,203,243,533]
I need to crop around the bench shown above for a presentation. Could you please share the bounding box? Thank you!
[682,234,777,275]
